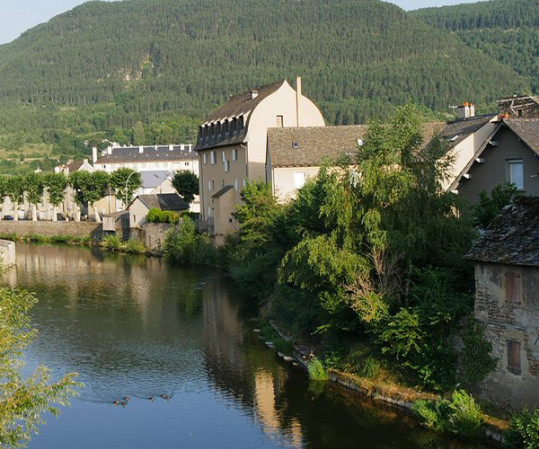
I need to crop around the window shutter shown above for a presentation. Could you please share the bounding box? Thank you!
[507,340,521,375]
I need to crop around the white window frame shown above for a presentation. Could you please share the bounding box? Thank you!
[232,149,238,162]
[508,159,524,190]
[211,151,217,165]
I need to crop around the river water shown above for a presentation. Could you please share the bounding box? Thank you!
[3,244,488,449]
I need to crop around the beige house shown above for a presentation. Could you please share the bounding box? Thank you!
[194,78,325,240]
[128,193,188,228]
[267,125,367,202]
[466,196,539,409]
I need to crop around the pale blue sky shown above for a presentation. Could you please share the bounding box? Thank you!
[0,0,484,45]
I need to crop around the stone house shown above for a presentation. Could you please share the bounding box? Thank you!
[466,196,539,409]
[128,193,188,228]
[194,78,325,240]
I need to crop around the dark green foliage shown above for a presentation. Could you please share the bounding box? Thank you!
[413,390,484,439]
[172,171,199,205]
[474,182,518,229]
[109,168,142,206]
[146,208,180,224]
[0,0,533,165]
[69,171,110,207]
[413,0,539,92]
[164,217,216,266]
[43,173,68,207]
[505,408,539,449]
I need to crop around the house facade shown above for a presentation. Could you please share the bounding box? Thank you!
[128,193,188,228]
[446,117,539,202]
[194,78,325,239]
[466,196,539,409]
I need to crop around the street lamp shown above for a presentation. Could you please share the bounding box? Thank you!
[125,171,137,209]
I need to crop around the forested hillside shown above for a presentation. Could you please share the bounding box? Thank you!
[0,0,532,172]
[413,0,539,92]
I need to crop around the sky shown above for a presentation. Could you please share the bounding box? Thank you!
[0,0,484,45]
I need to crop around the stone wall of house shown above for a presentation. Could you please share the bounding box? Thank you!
[139,223,172,252]
[474,262,539,409]
[0,221,103,239]
[0,239,16,268]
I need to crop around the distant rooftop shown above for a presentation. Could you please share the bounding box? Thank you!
[96,145,195,164]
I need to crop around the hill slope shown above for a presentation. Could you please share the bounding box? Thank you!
[412,0,539,92]
[0,0,532,171]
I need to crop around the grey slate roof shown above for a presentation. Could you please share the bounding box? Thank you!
[96,145,196,164]
[204,80,285,125]
[268,123,445,168]
[503,119,539,156]
[140,171,169,189]
[466,196,539,267]
[440,115,497,147]
[136,193,188,212]
[194,80,286,151]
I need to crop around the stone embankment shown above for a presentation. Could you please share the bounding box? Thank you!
[0,239,16,268]
[0,221,102,239]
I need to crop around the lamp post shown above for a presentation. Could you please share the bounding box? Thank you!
[125,171,137,209]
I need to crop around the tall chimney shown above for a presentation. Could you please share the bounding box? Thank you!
[296,77,302,127]
[250,90,258,100]
[92,147,98,163]
[139,145,144,154]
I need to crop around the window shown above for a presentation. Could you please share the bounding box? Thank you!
[224,161,230,173]
[211,151,217,164]
[507,340,521,375]
[505,271,522,305]
[232,149,238,161]
[222,151,227,163]
[508,159,524,190]
[276,115,283,127]
[242,179,246,188]
[208,180,212,192]
[294,172,306,189]
[212,180,215,191]
[234,179,239,191]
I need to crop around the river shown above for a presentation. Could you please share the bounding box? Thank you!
[2,244,488,449]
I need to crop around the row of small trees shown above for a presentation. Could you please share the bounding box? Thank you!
[0,168,142,222]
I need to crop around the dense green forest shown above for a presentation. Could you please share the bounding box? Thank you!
[413,0,539,92]
[0,0,534,172]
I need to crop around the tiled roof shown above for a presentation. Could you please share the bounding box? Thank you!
[194,80,286,152]
[503,119,539,156]
[268,125,368,167]
[268,122,445,168]
[96,145,196,164]
[136,193,188,212]
[440,115,497,147]
[204,80,285,125]
[66,160,84,172]
[465,196,539,266]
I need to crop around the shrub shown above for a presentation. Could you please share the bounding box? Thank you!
[164,218,217,266]
[147,208,180,224]
[102,234,122,250]
[505,409,539,449]
[413,390,483,439]
[124,238,146,254]
[308,358,329,381]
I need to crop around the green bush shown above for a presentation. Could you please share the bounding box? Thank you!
[413,390,484,439]
[147,208,180,224]
[124,238,146,254]
[505,409,539,449]
[308,358,329,381]
[102,234,122,250]
[164,218,217,266]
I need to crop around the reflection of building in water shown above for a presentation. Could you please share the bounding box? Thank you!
[201,277,303,447]
[4,244,170,319]
[254,369,303,447]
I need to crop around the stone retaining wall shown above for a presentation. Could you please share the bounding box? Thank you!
[0,239,16,268]
[139,223,172,252]
[0,221,103,239]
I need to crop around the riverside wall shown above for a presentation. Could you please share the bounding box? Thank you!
[0,221,103,239]
[0,239,16,268]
